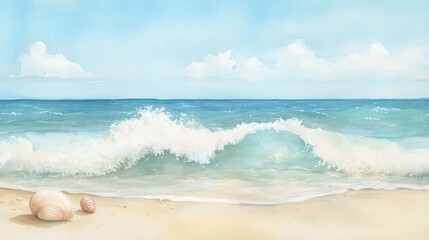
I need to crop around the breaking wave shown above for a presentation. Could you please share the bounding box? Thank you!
[0,109,428,176]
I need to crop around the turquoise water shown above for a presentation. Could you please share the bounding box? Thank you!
[1,99,429,204]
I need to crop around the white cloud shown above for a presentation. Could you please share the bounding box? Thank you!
[271,39,332,79]
[186,40,429,81]
[185,51,273,81]
[185,50,236,78]
[17,41,92,78]
[238,57,274,81]
[339,43,399,75]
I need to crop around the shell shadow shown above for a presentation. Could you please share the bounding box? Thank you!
[10,214,69,228]
[75,209,92,216]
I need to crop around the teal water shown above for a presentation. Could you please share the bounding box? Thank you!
[0,99,428,204]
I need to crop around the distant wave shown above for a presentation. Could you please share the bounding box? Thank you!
[0,112,22,116]
[0,109,428,176]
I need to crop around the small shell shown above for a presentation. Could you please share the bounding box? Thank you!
[29,189,74,221]
[80,196,96,213]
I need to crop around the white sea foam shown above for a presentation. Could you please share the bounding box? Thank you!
[277,119,429,176]
[0,109,428,176]
[0,112,22,116]
[35,110,67,115]
[0,109,271,175]
[371,107,401,113]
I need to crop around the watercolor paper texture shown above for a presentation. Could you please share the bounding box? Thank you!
[0,1,428,239]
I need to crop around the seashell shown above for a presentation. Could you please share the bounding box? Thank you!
[80,196,96,213]
[29,189,74,221]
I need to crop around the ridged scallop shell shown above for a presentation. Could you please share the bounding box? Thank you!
[29,189,74,221]
[80,196,96,213]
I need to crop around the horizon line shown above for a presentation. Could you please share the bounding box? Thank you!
[1,97,428,101]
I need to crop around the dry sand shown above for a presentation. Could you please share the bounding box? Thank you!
[0,188,428,240]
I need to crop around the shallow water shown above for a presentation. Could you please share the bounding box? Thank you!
[1,99,428,204]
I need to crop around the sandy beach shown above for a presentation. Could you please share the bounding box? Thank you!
[0,188,428,240]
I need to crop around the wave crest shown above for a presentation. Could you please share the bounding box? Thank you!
[0,109,275,176]
[0,109,429,176]
[280,120,429,176]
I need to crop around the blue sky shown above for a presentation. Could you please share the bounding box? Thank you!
[1,0,429,99]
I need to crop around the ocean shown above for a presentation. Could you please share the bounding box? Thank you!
[0,99,428,204]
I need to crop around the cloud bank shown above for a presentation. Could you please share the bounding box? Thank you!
[17,41,92,78]
[186,40,429,81]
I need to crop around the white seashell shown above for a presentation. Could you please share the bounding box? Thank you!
[80,196,96,213]
[29,189,74,221]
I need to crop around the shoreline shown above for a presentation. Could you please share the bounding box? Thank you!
[1,188,428,239]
